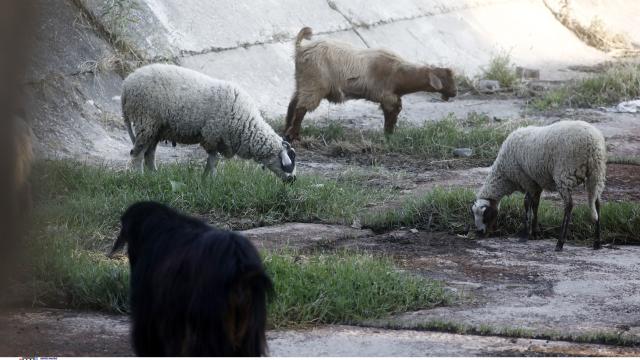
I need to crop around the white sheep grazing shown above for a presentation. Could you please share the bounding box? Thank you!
[284,27,457,141]
[471,120,607,251]
[122,64,297,182]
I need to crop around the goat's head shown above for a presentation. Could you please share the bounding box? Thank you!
[427,67,457,101]
[263,140,297,183]
[471,198,498,237]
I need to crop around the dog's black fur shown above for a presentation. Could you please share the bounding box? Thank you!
[110,201,272,357]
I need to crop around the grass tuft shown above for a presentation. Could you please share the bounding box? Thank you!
[382,319,640,347]
[265,252,449,327]
[365,187,640,244]
[299,113,520,162]
[531,62,640,110]
[481,52,519,89]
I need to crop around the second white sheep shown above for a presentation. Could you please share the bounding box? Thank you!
[471,120,606,251]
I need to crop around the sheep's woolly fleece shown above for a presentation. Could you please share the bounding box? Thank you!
[122,64,285,162]
[477,120,606,220]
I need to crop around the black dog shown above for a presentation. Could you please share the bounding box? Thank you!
[110,201,272,356]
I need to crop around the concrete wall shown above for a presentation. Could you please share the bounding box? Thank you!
[79,0,614,118]
[26,0,636,160]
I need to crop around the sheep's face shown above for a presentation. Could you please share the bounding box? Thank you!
[264,141,297,183]
[471,198,498,237]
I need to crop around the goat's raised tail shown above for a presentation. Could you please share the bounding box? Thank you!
[295,27,312,50]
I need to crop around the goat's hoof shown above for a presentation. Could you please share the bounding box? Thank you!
[593,243,602,250]
[518,236,528,243]
[554,245,563,252]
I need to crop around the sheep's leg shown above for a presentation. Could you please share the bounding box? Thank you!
[129,144,147,173]
[593,198,602,250]
[381,98,401,134]
[556,191,573,252]
[530,190,542,239]
[518,192,533,242]
[143,140,159,172]
[129,127,154,173]
[203,152,219,178]
[285,107,308,142]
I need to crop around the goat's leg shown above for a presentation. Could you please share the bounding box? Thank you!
[556,190,573,252]
[593,198,602,250]
[285,107,308,142]
[284,93,298,135]
[518,192,533,242]
[382,98,402,135]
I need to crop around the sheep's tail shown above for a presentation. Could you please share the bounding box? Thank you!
[587,138,607,222]
[295,27,312,50]
[121,92,136,144]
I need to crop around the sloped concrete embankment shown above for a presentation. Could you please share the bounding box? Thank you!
[27,0,628,161]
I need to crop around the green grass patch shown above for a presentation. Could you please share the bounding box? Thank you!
[531,62,640,110]
[607,155,640,166]
[299,113,519,162]
[381,319,640,347]
[266,252,449,327]
[31,235,448,325]
[32,231,131,312]
[28,159,449,325]
[481,52,519,89]
[33,159,391,249]
[365,187,640,244]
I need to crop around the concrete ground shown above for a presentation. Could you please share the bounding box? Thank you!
[2,309,639,356]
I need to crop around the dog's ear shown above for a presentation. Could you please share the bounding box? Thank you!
[225,268,273,351]
[108,235,126,258]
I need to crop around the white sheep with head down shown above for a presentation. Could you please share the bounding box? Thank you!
[471,120,606,251]
[122,64,296,182]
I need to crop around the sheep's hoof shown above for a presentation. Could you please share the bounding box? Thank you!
[554,245,563,252]
[593,242,602,250]
[518,237,528,243]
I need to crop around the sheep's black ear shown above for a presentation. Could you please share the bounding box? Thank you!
[483,206,498,232]
[428,72,443,90]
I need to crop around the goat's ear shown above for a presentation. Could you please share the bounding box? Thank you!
[428,72,443,91]
[282,141,291,150]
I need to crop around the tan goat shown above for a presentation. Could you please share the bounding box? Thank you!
[284,27,457,141]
